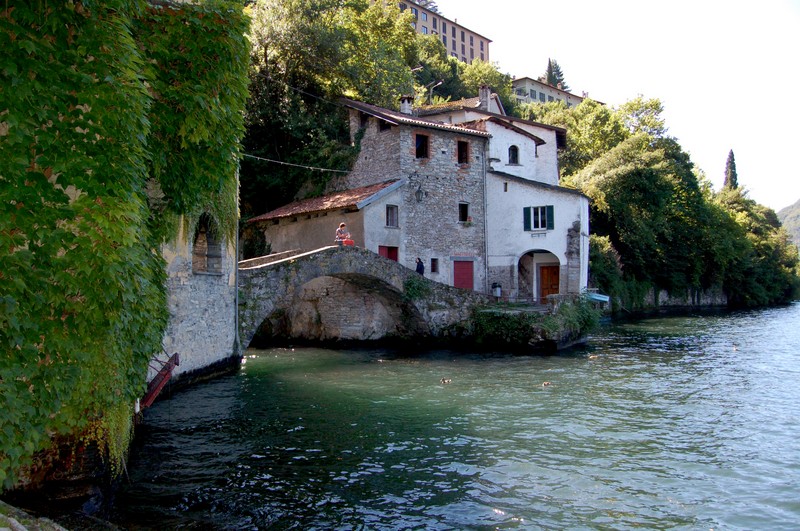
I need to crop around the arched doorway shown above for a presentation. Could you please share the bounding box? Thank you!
[518,250,560,303]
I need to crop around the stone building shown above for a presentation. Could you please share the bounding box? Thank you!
[418,87,590,301]
[250,96,491,292]
[157,214,239,380]
[250,89,589,301]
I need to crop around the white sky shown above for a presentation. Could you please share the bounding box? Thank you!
[434,0,800,211]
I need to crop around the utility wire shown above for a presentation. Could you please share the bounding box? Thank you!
[242,153,349,173]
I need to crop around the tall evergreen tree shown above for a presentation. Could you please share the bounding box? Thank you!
[544,58,569,91]
[724,149,738,189]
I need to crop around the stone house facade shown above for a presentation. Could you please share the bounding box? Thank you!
[419,88,590,301]
[250,90,589,301]
[250,97,491,292]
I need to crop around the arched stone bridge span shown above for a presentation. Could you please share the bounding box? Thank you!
[238,246,489,347]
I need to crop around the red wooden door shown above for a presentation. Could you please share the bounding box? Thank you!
[539,265,560,299]
[453,261,474,290]
[378,245,399,262]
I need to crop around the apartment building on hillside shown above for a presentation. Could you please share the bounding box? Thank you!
[396,1,491,64]
[512,77,588,108]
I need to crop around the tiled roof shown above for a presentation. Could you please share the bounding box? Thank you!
[416,97,482,116]
[489,170,589,199]
[341,98,490,137]
[248,179,401,223]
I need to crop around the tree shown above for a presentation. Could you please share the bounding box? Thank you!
[416,0,440,13]
[413,35,466,104]
[460,59,515,113]
[520,98,627,178]
[544,58,569,91]
[616,96,668,138]
[724,149,738,189]
[242,0,418,220]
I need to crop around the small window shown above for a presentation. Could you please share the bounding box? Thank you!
[452,41,456,51]
[430,258,439,273]
[457,141,469,164]
[530,89,536,98]
[480,53,484,61]
[470,35,474,45]
[442,35,447,46]
[539,92,546,102]
[523,205,554,231]
[480,41,484,51]
[386,204,399,227]
[461,44,465,54]
[192,213,223,274]
[399,3,407,10]
[422,26,428,34]
[461,30,465,42]
[503,182,508,192]
[415,134,429,158]
[442,22,446,33]
[360,112,369,129]
[452,26,456,38]
[459,203,469,222]
[548,95,554,102]
[421,12,427,21]
[508,145,519,165]
[432,18,437,29]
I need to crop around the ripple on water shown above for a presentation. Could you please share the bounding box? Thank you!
[115,304,800,529]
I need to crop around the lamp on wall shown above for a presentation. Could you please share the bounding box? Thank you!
[415,184,426,202]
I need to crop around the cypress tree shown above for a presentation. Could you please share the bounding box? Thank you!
[724,149,738,189]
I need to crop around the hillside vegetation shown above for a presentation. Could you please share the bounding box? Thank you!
[778,199,800,247]
[241,0,799,310]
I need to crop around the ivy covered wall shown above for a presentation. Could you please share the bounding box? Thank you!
[0,0,249,488]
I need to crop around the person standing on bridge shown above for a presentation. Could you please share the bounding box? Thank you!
[335,222,350,245]
[415,257,425,276]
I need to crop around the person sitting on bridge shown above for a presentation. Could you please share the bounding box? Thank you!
[335,222,350,245]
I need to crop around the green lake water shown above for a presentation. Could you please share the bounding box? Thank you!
[113,304,800,529]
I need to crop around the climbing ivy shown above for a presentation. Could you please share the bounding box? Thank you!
[0,0,250,489]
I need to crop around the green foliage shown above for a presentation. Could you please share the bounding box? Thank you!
[460,59,516,114]
[136,0,250,243]
[413,35,465,104]
[537,94,800,308]
[241,0,415,218]
[521,98,627,177]
[472,299,600,349]
[403,274,431,300]
[715,187,800,306]
[1,0,249,488]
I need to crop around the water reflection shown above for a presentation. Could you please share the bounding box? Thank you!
[115,305,800,529]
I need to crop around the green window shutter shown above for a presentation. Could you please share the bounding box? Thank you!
[523,206,531,231]
[546,205,554,230]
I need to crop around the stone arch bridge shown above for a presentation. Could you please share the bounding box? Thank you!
[238,246,490,347]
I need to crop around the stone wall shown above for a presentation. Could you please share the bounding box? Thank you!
[644,287,728,308]
[238,246,490,346]
[160,225,238,381]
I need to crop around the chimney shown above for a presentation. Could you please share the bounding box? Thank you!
[399,94,414,115]
[479,85,491,111]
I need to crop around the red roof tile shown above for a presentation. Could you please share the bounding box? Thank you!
[248,179,401,223]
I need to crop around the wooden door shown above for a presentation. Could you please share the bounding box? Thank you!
[453,261,474,290]
[378,245,399,262]
[539,265,560,300]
